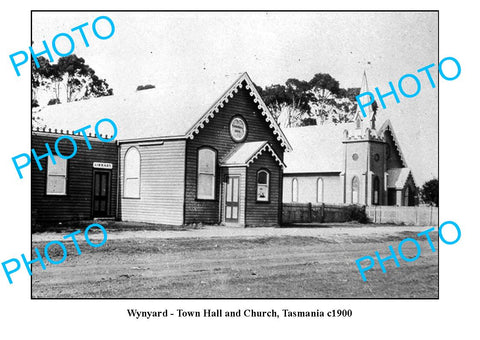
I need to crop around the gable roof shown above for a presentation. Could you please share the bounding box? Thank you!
[387,168,415,189]
[35,72,292,150]
[221,141,285,168]
[283,123,355,173]
[186,72,292,151]
[378,119,408,167]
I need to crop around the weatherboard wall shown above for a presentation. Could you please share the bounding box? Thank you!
[245,151,282,227]
[119,140,186,225]
[184,83,285,225]
[31,132,118,225]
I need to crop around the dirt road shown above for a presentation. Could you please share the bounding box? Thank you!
[31,225,439,298]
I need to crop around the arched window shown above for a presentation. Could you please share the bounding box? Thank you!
[256,170,270,202]
[292,178,298,202]
[316,177,324,203]
[351,176,360,204]
[124,147,140,198]
[197,147,216,199]
[373,176,380,205]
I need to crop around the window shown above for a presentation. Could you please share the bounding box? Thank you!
[292,178,298,202]
[46,155,67,195]
[316,177,324,203]
[197,147,216,199]
[373,176,380,205]
[352,176,360,204]
[124,147,140,198]
[257,170,269,201]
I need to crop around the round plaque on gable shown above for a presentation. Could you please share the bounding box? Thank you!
[230,116,247,142]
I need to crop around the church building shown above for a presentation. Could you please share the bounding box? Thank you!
[282,73,416,206]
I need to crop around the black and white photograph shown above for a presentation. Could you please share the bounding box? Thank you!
[2,2,479,338]
[29,11,438,299]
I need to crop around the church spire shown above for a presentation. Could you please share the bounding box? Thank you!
[354,70,376,130]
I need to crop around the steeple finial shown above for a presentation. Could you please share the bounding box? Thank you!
[355,70,376,130]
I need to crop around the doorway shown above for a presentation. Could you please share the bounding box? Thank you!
[224,175,239,223]
[93,171,110,217]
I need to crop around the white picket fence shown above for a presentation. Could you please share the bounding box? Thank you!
[366,206,438,225]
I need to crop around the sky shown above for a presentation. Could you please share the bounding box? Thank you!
[32,11,438,185]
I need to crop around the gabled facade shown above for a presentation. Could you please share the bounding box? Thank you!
[35,72,291,227]
[120,73,290,226]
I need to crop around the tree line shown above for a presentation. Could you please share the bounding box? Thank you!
[255,73,365,127]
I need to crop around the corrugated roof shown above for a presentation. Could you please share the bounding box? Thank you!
[35,72,292,150]
[221,141,285,168]
[387,168,413,189]
[36,76,240,141]
[283,123,355,173]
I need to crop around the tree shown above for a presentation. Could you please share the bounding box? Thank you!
[259,83,307,127]
[420,178,439,207]
[257,72,360,127]
[308,73,358,124]
[32,54,113,107]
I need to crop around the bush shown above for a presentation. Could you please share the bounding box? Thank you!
[420,178,438,207]
[347,205,370,223]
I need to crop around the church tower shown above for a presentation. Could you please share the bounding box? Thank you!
[342,71,386,205]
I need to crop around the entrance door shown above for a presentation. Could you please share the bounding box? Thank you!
[225,176,239,222]
[93,171,110,217]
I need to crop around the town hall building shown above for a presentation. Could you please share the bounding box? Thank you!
[33,73,291,227]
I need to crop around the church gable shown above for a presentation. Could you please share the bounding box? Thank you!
[379,120,407,169]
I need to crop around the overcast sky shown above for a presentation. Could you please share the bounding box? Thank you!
[32,11,438,185]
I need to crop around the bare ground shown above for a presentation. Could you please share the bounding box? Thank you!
[31,224,439,298]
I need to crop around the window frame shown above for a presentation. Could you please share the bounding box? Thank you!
[123,146,141,199]
[373,176,380,205]
[256,169,270,203]
[196,147,217,200]
[316,177,324,203]
[351,176,360,204]
[292,177,299,202]
[46,155,68,196]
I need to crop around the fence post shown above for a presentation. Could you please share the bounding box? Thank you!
[415,206,418,225]
[321,203,325,223]
[307,203,312,223]
[429,206,433,225]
